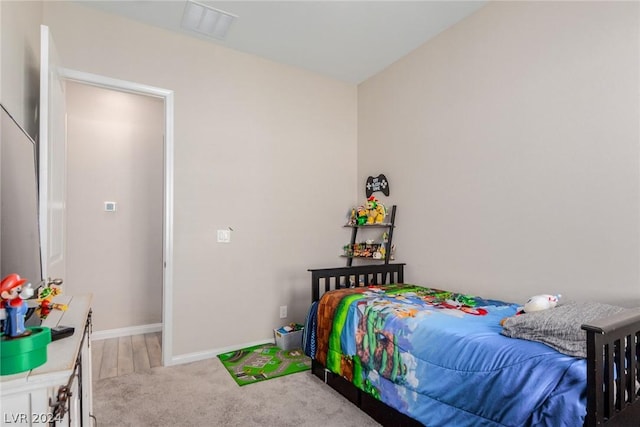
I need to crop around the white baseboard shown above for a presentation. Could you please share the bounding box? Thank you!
[166,338,275,367]
[91,323,163,341]
[92,326,276,368]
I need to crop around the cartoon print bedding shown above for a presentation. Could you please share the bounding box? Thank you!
[307,284,587,427]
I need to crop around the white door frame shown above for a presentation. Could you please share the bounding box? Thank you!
[59,68,174,366]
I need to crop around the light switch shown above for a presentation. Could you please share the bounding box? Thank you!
[104,201,117,212]
[217,229,231,243]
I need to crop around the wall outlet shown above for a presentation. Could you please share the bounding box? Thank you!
[279,305,287,319]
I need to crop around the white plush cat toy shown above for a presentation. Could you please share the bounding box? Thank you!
[522,294,561,313]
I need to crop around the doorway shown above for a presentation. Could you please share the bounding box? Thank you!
[60,69,175,366]
[65,81,163,328]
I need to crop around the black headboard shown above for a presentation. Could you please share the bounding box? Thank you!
[308,263,405,302]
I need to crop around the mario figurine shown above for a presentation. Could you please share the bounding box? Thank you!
[1,274,34,338]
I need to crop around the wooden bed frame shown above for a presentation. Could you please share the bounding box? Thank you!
[308,263,640,427]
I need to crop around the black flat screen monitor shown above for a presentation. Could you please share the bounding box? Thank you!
[1,104,44,325]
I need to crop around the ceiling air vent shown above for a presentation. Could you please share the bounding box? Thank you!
[181,0,237,40]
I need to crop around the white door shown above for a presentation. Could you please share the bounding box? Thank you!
[39,25,66,284]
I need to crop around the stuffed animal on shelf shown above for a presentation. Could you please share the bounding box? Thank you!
[348,197,387,226]
[366,196,386,224]
[356,205,369,225]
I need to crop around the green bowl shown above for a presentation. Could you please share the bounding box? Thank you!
[1,326,51,375]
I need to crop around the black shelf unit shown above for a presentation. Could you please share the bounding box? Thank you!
[343,205,397,266]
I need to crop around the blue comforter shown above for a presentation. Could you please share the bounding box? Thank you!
[311,284,586,427]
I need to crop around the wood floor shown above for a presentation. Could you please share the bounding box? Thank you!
[91,332,162,380]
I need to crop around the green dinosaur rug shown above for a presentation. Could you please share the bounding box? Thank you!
[217,343,311,386]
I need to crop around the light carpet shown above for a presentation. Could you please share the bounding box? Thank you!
[93,356,381,427]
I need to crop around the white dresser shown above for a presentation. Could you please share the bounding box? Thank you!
[1,295,93,426]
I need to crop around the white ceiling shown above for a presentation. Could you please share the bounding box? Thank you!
[79,1,487,84]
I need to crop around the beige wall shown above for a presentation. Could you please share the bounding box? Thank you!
[65,82,164,330]
[4,0,639,359]
[359,1,640,307]
[42,2,357,355]
[0,0,42,138]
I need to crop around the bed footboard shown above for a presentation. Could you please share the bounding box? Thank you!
[582,308,640,426]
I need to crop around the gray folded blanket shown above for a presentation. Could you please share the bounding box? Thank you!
[501,301,627,358]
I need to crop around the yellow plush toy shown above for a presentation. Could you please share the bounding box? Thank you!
[366,196,386,224]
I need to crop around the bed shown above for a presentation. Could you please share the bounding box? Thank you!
[305,263,640,427]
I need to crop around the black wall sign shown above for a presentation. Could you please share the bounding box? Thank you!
[366,174,390,197]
